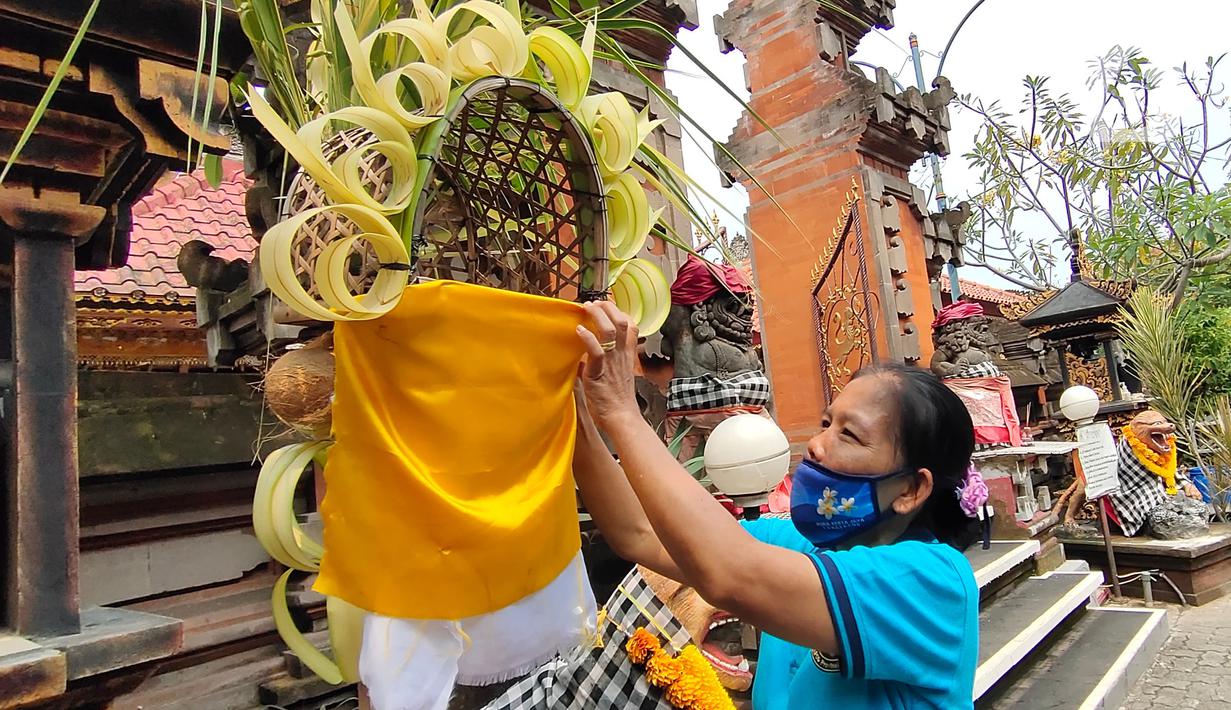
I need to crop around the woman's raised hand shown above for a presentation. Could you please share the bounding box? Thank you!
[575,301,642,431]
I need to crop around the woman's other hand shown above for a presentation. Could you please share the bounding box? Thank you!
[576,301,642,432]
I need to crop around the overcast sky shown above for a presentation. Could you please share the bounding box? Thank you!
[665,0,1231,287]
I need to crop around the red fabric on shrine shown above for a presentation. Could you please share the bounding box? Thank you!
[768,474,792,514]
[932,301,984,329]
[670,254,753,306]
[1102,498,1125,534]
[946,375,1022,447]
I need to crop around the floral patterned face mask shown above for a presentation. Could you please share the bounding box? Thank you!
[789,459,910,549]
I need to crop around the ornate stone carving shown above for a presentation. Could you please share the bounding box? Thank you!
[926,200,970,268]
[661,254,769,465]
[930,302,995,379]
[661,284,760,380]
[1108,410,1209,539]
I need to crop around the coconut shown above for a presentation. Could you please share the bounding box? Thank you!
[264,334,335,438]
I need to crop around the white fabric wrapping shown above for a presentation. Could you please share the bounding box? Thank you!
[360,551,597,710]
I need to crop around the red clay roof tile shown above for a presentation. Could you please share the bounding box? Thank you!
[939,274,1026,306]
[75,159,256,303]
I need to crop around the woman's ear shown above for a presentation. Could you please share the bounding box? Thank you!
[892,468,934,515]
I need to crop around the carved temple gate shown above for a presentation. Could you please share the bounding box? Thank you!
[810,181,879,405]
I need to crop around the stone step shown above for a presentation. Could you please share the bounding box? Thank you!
[978,607,1168,710]
[36,607,182,682]
[965,540,1041,593]
[974,571,1102,700]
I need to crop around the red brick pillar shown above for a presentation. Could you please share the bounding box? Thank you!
[716,0,967,452]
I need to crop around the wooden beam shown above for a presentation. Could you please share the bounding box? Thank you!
[0,189,105,240]
[137,58,231,154]
[0,0,251,74]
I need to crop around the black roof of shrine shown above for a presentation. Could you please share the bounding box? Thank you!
[1018,279,1126,328]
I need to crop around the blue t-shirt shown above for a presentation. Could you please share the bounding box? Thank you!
[741,517,978,710]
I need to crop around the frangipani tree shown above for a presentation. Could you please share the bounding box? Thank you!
[962,46,1231,305]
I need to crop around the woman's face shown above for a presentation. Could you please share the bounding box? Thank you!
[805,374,902,477]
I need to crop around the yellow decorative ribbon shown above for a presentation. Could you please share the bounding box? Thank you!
[259,204,410,322]
[610,258,671,336]
[254,442,327,571]
[607,172,663,262]
[435,2,529,82]
[248,89,418,215]
[255,442,364,685]
[578,92,662,177]
[527,23,596,111]
[335,4,451,130]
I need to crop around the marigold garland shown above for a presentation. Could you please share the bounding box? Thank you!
[624,627,736,710]
[626,627,662,665]
[1121,425,1178,494]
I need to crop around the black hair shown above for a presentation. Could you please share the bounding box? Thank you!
[852,362,978,550]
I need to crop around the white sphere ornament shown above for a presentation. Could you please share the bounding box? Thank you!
[703,414,791,507]
[1059,385,1101,422]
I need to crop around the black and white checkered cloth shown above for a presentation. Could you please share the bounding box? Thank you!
[1107,438,1179,536]
[944,360,1001,380]
[666,370,771,412]
[480,568,690,710]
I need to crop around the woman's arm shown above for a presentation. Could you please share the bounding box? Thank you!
[576,303,838,654]
[572,388,688,582]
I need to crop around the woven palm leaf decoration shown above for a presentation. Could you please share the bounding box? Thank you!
[247,0,696,690]
[251,0,668,329]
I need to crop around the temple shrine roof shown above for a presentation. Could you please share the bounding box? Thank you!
[939,274,1028,306]
[74,159,256,307]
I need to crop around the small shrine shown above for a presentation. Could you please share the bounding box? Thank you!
[939,274,1060,414]
[927,300,1076,546]
[1001,249,1143,428]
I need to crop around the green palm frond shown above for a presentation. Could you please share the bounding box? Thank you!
[1195,397,1231,512]
[1118,289,1204,427]
[666,423,692,458]
[231,0,805,286]
[238,0,311,127]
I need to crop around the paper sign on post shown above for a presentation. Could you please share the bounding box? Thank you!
[1075,422,1121,499]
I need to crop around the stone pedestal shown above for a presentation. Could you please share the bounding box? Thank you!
[1059,523,1231,605]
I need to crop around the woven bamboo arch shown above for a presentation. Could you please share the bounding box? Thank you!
[409,76,609,301]
[279,76,609,311]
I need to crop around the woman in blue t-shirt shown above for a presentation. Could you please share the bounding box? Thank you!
[572,301,980,709]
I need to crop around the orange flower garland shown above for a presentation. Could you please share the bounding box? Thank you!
[1121,425,1178,494]
[627,628,662,665]
[624,628,736,710]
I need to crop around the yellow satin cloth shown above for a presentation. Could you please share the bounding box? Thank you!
[315,280,586,620]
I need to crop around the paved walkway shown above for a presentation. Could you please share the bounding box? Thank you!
[1122,594,1231,709]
